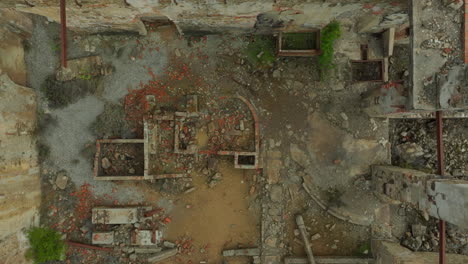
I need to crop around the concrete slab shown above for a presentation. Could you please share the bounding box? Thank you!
[92,231,114,245]
[92,207,141,224]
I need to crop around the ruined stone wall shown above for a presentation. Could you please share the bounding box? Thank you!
[372,165,468,230]
[0,11,39,264]
[2,0,408,35]
[0,73,40,264]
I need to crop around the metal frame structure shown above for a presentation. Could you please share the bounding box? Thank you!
[60,0,67,67]
[436,111,446,264]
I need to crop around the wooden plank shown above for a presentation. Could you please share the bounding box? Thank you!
[296,215,316,264]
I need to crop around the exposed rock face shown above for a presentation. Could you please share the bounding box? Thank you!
[1,0,408,35]
[0,73,40,263]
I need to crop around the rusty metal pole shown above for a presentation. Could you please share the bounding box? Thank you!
[436,111,446,264]
[66,241,113,252]
[60,0,67,68]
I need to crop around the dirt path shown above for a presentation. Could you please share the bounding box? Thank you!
[162,160,260,263]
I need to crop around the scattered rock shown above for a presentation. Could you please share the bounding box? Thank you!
[269,185,282,203]
[311,233,321,241]
[55,171,69,190]
[411,224,427,237]
[102,157,112,169]
[272,69,281,78]
[265,236,277,247]
[163,241,176,249]
[402,236,423,251]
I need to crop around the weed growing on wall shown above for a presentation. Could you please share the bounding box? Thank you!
[319,21,341,79]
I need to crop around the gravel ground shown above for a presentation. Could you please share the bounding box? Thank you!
[26,15,169,199]
[390,118,468,177]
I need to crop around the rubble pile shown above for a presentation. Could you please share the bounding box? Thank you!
[401,219,468,255]
[204,97,255,152]
[391,119,468,176]
[100,143,144,176]
[91,206,179,263]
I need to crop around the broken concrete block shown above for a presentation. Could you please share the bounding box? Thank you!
[134,247,162,254]
[163,241,176,249]
[92,207,142,224]
[131,230,161,246]
[146,248,178,263]
[222,248,260,257]
[92,231,114,245]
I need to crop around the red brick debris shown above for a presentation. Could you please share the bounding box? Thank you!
[70,183,95,221]
[124,63,203,136]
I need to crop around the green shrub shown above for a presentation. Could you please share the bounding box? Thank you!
[319,21,341,77]
[40,75,99,109]
[245,35,276,68]
[357,242,371,256]
[26,227,66,264]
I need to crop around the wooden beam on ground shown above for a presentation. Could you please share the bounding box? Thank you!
[296,215,316,264]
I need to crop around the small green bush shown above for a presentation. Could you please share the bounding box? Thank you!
[319,21,341,77]
[357,242,371,256]
[245,35,276,68]
[26,227,66,264]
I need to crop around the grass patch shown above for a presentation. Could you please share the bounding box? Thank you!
[356,242,371,256]
[26,227,66,264]
[245,35,276,68]
[318,21,341,78]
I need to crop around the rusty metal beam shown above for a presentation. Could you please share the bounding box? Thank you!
[436,111,446,264]
[66,241,113,252]
[436,111,445,177]
[60,0,67,68]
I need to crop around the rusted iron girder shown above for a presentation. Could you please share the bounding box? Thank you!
[60,0,67,67]
[66,241,113,252]
[436,111,446,264]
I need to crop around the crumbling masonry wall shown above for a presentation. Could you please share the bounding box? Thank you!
[2,1,409,35]
[372,165,468,229]
[0,73,40,264]
[0,11,39,264]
